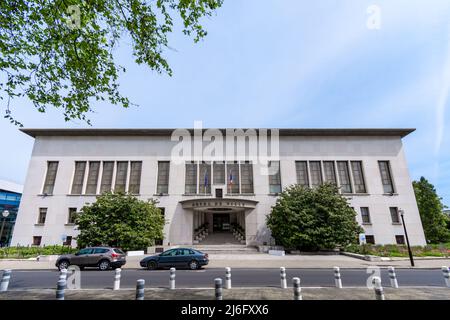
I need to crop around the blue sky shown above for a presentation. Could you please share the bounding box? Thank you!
[1,0,450,206]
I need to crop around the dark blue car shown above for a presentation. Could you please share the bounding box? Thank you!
[140,248,209,270]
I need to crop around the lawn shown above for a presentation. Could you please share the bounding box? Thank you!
[344,243,450,257]
[0,245,77,259]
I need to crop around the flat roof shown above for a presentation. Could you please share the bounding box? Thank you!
[20,128,415,138]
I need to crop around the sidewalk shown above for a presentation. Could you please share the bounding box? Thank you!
[1,253,449,270]
[1,287,450,300]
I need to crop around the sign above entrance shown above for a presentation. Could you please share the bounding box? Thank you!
[180,198,258,212]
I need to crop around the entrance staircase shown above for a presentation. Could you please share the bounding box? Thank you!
[192,230,258,254]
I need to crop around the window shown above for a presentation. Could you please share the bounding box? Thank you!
[114,161,128,192]
[77,248,93,255]
[379,161,394,194]
[155,161,169,194]
[86,161,100,194]
[199,162,212,194]
[213,162,225,184]
[43,161,58,194]
[351,161,366,193]
[129,161,142,194]
[337,161,352,193]
[185,162,197,194]
[71,161,86,194]
[361,207,371,224]
[33,236,42,246]
[240,161,254,193]
[227,162,240,194]
[37,208,47,224]
[268,161,282,194]
[390,207,400,224]
[295,161,309,187]
[323,161,337,185]
[395,235,405,245]
[365,235,375,244]
[63,236,72,246]
[93,248,109,254]
[100,161,114,193]
[68,208,77,224]
[309,161,323,187]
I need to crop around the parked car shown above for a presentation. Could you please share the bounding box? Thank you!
[55,247,126,271]
[140,248,209,270]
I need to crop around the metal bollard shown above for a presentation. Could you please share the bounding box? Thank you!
[135,279,145,300]
[372,277,385,300]
[388,266,399,288]
[334,266,342,289]
[59,269,67,287]
[215,278,223,300]
[293,277,302,300]
[225,267,232,289]
[442,266,450,288]
[280,267,287,289]
[170,267,176,290]
[56,279,66,300]
[113,268,121,290]
[0,269,12,292]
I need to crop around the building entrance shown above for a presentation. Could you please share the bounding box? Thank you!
[213,213,231,232]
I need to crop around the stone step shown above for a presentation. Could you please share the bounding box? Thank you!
[191,245,259,254]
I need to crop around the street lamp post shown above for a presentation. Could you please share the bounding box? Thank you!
[399,209,415,267]
[0,210,10,247]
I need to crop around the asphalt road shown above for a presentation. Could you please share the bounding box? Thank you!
[5,268,448,289]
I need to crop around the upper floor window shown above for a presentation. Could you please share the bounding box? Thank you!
[86,161,100,194]
[227,161,240,194]
[100,161,114,194]
[379,161,394,194]
[37,208,47,224]
[295,161,309,187]
[114,161,128,193]
[351,161,366,193]
[71,161,86,194]
[68,208,77,224]
[390,207,400,224]
[268,161,282,194]
[129,161,142,194]
[337,161,352,193]
[185,161,197,194]
[199,162,211,194]
[157,161,170,194]
[240,161,254,194]
[43,161,58,195]
[309,161,323,187]
[360,207,371,224]
[213,162,225,184]
[323,161,337,185]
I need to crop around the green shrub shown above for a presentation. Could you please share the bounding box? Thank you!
[0,245,77,259]
[344,243,450,257]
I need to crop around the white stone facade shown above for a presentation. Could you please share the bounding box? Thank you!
[11,128,427,247]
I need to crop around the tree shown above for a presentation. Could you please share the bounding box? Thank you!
[266,183,363,251]
[75,192,165,251]
[0,0,223,125]
[413,177,450,243]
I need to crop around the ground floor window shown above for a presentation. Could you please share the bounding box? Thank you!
[63,236,72,246]
[33,236,42,246]
[365,235,375,244]
[395,235,405,244]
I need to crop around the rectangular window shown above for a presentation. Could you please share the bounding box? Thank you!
[337,161,352,193]
[240,161,254,194]
[323,161,337,185]
[157,161,170,194]
[213,162,225,184]
[379,161,394,194]
[63,236,72,246]
[68,208,77,224]
[361,207,371,224]
[43,161,58,194]
[155,208,165,246]
[268,161,282,194]
[365,235,375,244]
[199,162,212,194]
[71,161,86,194]
[309,161,323,187]
[33,236,42,246]
[38,208,47,224]
[295,161,309,187]
[129,161,142,194]
[227,162,240,194]
[85,161,100,194]
[114,161,128,193]
[185,162,197,194]
[100,161,114,194]
[351,161,366,193]
[395,235,405,245]
[390,207,400,224]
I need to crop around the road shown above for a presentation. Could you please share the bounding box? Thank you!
[5,268,447,289]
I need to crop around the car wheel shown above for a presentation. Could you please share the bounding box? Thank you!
[147,261,157,270]
[98,260,110,271]
[189,260,199,270]
[58,260,70,270]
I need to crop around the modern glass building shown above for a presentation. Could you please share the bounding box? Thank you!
[0,180,23,247]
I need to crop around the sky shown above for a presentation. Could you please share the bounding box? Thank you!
[1,0,450,206]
